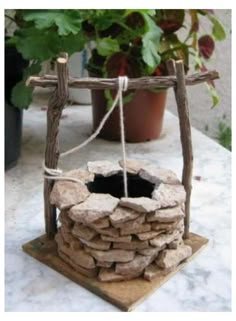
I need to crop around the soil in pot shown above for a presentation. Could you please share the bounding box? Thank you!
[91,88,167,142]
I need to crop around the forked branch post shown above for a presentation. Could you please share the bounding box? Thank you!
[43,54,69,239]
[167,59,193,239]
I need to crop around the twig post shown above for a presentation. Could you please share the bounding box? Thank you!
[167,59,193,239]
[44,53,68,239]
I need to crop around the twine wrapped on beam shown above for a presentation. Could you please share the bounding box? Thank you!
[26,70,219,90]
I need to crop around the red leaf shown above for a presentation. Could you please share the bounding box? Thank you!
[157,10,185,34]
[198,35,215,59]
[106,52,140,78]
[126,12,144,29]
[154,62,168,76]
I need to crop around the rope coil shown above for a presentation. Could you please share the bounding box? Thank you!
[43,162,84,184]
[44,76,129,197]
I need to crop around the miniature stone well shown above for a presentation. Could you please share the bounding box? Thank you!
[23,56,218,311]
[51,159,192,282]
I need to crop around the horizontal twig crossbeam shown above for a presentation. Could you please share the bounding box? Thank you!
[26,70,219,90]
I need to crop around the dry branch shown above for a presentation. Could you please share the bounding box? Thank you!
[43,54,68,239]
[26,70,219,90]
[167,59,193,239]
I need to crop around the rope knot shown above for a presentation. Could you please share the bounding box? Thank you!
[118,76,128,92]
[43,161,63,176]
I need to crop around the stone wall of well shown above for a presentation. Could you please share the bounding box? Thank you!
[50,159,192,282]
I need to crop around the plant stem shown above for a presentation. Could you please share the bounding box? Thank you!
[5,14,16,23]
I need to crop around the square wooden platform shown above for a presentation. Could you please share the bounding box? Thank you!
[22,232,208,311]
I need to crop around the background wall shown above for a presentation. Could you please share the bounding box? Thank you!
[166,9,231,141]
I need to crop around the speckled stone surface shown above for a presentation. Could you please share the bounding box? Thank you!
[5,105,231,311]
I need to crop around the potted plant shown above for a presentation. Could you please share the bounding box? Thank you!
[7,9,226,142]
[5,11,29,169]
[4,9,86,169]
[82,9,226,141]
[5,9,87,109]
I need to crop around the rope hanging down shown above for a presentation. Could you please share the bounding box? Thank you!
[43,76,129,197]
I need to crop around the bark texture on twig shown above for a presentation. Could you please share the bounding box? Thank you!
[167,59,193,239]
[26,70,219,90]
[44,54,68,239]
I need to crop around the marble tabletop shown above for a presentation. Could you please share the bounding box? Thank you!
[5,105,231,312]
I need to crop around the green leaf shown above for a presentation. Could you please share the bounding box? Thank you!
[14,28,61,61]
[141,14,162,71]
[11,81,34,109]
[123,92,134,105]
[23,10,61,29]
[159,33,189,66]
[209,15,226,41]
[23,10,82,36]
[206,83,219,107]
[81,10,125,31]
[5,36,17,46]
[216,122,231,150]
[194,55,203,69]
[10,61,41,109]
[159,33,179,53]
[13,24,86,62]
[55,14,82,36]
[23,61,41,78]
[125,9,156,17]
[60,33,86,55]
[142,39,161,72]
[104,90,134,110]
[104,89,114,110]
[96,37,120,57]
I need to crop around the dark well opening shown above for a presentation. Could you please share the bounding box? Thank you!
[86,173,155,198]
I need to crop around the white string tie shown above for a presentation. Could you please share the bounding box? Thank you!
[119,75,128,91]
[43,161,84,184]
[118,76,128,197]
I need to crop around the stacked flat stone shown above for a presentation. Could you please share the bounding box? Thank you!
[50,159,192,282]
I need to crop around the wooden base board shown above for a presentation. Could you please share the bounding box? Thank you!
[22,232,208,311]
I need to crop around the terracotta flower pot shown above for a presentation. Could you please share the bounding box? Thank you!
[91,88,167,143]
